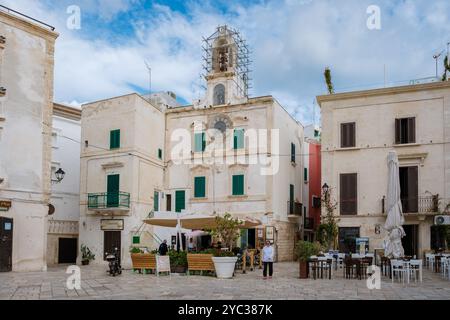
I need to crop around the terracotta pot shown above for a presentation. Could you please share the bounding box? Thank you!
[82,260,89,266]
[299,261,308,279]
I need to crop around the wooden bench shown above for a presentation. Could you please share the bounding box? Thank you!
[187,254,215,276]
[131,253,156,274]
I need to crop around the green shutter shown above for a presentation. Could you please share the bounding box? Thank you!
[107,174,120,207]
[233,129,244,149]
[154,191,159,211]
[158,148,162,159]
[289,184,294,214]
[194,132,205,152]
[291,143,296,163]
[232,174,244,196]
[304,168,308,181]
[194,177,206,198]
[110,129,120,149]
[175,190,186,212]
[132,236,140,244]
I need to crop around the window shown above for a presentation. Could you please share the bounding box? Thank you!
[399,166,418,213]
[158,148,162,159]
[232,174,244,196]
[395,117,415,144]
[304,168,308,182]
[234,128,244,149]
[107,174,120,207]
[291,143,296,163]
[312,196,321,208]
[338,227,360,253]
[110,129,120,149]
[340,122,355,148]
[175,190,185,213]
[213,84,225,105]
[154,191,159,211]
[289,184,294,214]
[194,132,206,152]
[314,130,319,138]
[340,173,357,215]
[194,176,206,198]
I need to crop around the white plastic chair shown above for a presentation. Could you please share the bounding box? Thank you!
[408,259,423,283]
[391,260,409,284]
[425,253,435,270]
[441,257,449,279]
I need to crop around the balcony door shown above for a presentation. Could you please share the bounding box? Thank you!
[399,167,418,213]
[107,174,120,207]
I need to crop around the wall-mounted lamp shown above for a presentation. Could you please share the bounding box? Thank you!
[51,168,65,184]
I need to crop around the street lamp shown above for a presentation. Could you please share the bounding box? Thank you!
[52,168,65,184]
[322,183,329,194]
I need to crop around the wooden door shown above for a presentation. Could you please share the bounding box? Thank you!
[166,194,172,211]
[0,217,13,272]
[103,231,121,260]
[58,238,77,264]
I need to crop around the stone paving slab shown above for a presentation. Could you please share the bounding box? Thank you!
[0,262,449,300]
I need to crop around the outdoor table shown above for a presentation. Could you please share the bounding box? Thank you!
[309,258,332,280]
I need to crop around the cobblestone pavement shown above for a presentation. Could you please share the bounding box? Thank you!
[0,262,449,300]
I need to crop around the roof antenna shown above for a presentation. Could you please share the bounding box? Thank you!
[144,60,152,101]
[433,50,444,78]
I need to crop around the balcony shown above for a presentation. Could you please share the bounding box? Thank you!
[88,192,130,212]
[287,201,302,217]
[304,217,314,230]
[381,195,439,215]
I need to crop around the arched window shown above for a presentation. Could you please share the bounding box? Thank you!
[213,84,225,105]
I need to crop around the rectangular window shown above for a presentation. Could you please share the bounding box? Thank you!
[233,129,244,150]
[340,173,357,215]
[158,148,162,159]
[194,132,206,152]
[232,174,245,196]
[312,196,321,208]
[107,174,120,207]
[395,117,416,144]
[194,176,206,198]
[175,190,186,213]
[291,143,296,163]
[289,184,294,214]
[399,166,418,213]
[340,122,355,148]
[154,191,159,211]
[110,129,121,149]
[304,168,308,182]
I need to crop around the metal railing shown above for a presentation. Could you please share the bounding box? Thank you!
[88,192,130,209]
[304,217,314,230]
[287,201,302,216]
[0,5,55,31]
[381,195,439,214]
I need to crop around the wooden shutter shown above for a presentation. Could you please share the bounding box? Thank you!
[395,119,401,144]
[291,143,296,163]
[154,191,159,211]
[110,129,120,149]
[304,168,308,181]
[340,173,357,215]
[407,118,416,143]
[194,177,206,198]
[232,175,244,196]
[107,174,120,207]
[408,167,418,213]
[289,184,294,214]
[341,123,355,148]
[175,190,185,212]
[234,129,244,149]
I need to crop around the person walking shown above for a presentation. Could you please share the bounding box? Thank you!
[262,240,274,279]
[158,240,168,256]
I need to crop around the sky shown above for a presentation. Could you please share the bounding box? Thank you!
[1,0,450,125]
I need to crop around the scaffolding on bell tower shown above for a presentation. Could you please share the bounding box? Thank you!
[201,25,252,98]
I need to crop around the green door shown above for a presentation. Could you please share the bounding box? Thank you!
[107,174,120,207]
[175,190,186,213]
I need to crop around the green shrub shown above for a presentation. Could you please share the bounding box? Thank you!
[130,247,143,254]
[168,250,187,267]
[295,241,322,262]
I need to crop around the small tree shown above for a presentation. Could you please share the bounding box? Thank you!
[324,67,335,94]
[442,56,450,81]
[317,187,339,250]
[209,213,243,250]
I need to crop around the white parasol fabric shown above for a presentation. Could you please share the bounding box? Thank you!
[383,151,406,258]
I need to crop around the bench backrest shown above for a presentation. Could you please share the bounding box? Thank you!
[187,254,215,271]
[131,253,156,269]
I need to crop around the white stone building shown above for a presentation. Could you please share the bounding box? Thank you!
[0,8,58,271]
[79,26,305,267]
[317,81,450,257]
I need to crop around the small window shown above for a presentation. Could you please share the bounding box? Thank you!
[194,176,206,198]
[154,191,159,211]
[312,196,321,208]
[194,132,206,152]
[304,168,308,182]
[233,129,244,150]
[232,174,244,196]
[213,84,225,105]
[132,236,140,244]
[314,130,319,138]
[291,143,296,163]
[395,117,415,144]
[158,148,162,159]
[110,129,120,149]
[341,123,355,148]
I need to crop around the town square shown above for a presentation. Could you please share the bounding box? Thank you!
[0,0,450,307]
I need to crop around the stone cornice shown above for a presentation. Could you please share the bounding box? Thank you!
[0,10,58,40]
[53,103,81,121]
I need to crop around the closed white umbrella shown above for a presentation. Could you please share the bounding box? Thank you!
[384,151,406,258]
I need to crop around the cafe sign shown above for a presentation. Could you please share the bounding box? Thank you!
[0,200,11,211]
[100,219,124,230]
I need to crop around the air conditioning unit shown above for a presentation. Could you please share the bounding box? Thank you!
[434,215,450,225]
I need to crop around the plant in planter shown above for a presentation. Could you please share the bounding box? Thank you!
[169,250,188,273]
[295,241,322,279]
[81,244,95,265]
[130,247,143,254]
[317,186,339,250]
[208,213,242,279]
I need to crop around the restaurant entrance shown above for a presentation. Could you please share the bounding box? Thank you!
[402,224,418,257]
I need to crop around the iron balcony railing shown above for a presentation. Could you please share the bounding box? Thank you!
[287,201,302,216]
[381,195,439,214]
[88,192,130,209]
[304,217,314,230]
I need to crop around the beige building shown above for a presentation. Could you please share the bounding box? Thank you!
[0,8,58,271]
[79,26,304,267]
[317,81,450,257]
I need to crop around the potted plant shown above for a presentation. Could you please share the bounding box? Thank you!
[169,250,188,273]
[295,241,321,279]
[208,213,242,279]
[81,244,95,265]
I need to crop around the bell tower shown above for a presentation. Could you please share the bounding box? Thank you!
[198,25,251,107]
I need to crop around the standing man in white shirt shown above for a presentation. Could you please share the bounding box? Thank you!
[262,240,274,279]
